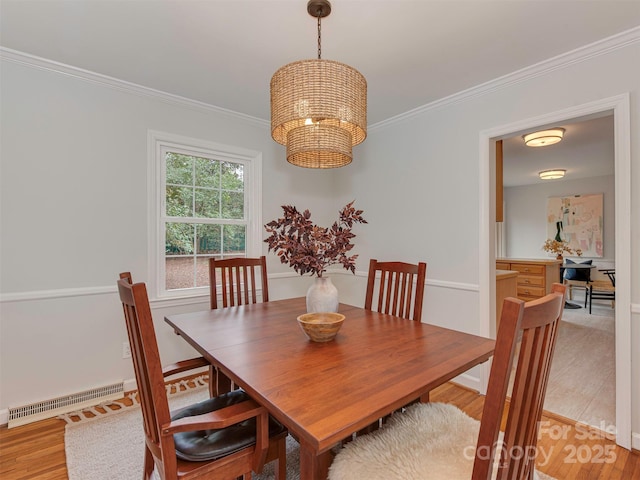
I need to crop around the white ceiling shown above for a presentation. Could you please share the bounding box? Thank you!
[502,114,615,187]
[1,0,637,183]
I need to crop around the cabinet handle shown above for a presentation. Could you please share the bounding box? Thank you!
[524,268,530,272]
[524,279,530,284]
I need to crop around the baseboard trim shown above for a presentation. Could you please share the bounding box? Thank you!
[449,372,481,393]
[0,367,210,427]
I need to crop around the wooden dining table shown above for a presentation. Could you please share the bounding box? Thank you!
[165,297,495,480]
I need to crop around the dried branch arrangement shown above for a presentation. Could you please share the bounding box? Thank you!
[265,201,367,277]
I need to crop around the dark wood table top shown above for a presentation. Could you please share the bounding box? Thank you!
[165,297,495,479]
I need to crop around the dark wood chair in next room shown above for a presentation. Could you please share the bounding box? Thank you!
[209,256,269,394]
[586,268,616,314]
[329,284,566,480]
[117,275,287,480]
[364,259,427,322]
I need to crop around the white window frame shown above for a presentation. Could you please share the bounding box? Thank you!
[148,130,262,303]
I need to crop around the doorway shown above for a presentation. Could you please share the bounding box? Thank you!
[478,94,632,449]
[500,115,615,431]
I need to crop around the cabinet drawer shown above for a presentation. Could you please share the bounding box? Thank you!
[517,285,545,298]
[518,294,540,302]
[517,275,544,287]
[496,262,511,270]
[511,263,544,275]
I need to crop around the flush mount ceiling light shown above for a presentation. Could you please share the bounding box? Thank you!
[539,169,566,180]
[523,128,565,147]
[270,0,367,168]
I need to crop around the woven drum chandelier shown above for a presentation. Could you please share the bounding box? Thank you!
[270,0,367,168]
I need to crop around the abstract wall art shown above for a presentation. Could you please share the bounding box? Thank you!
[546,193,603,258]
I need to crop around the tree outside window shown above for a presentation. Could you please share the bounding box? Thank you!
[164,152,247,291]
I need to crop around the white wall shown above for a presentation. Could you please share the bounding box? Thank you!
[334,40,640,443]
[1,34,639,444]
[0,58,334,410]
[504,175,615,266]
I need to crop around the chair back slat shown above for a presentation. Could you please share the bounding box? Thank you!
[365,259,427,322]
[472,283,565,480]
[117,279,172,458]
[210,256,269,309]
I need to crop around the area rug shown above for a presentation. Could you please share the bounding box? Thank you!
[64,387,554,480]
[63,386,300,480]
[328,403,556,480]
[544,301,615,429]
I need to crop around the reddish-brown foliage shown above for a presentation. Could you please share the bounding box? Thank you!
[264,201,367,277]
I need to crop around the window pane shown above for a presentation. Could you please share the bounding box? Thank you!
[223,225,246,254]
[166,186,194,217]
[166,223,194,255]
[166,153,193,185]
[197,224,221,254]
[222,191,244,219]
[166,257,196,290]
[195,157,220,188]
[166,221,195,290]
[194,188,220,218]
[195,256,211,288]
[221,162,244,191]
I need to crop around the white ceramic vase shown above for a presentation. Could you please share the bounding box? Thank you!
[306,276,339,313]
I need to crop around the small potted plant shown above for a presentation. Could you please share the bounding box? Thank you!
[264,201,367,312]
[542,239,582,260]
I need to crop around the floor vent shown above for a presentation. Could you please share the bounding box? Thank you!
[8,381,124,428]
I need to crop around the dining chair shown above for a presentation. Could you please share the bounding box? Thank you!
[117,276,287,480]
[364,259,427,322]
[586,268,615,314]
[120,272,215,388]
[209,256,269,394]
[209,256,269,309]
[562,258,592,300]
[329,283,566,480]
[356,259,427,434]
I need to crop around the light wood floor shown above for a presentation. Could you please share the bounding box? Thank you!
[1,382,638,479]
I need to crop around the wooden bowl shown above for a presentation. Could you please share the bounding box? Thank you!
[297,312,345,342]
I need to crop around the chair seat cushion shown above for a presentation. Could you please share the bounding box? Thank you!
[170,389,286,462]
[564,259,592,281]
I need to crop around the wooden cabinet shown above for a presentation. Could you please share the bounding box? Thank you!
[496,258,561,302]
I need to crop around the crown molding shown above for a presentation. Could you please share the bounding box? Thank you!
[370,26,640,131]
[0,47,269,128]
[2,25,638,133]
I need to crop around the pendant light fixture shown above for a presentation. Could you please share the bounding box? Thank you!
[523,128,565,147]
[270,0,367,168]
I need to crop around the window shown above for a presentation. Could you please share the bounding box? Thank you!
[149,131,262,300]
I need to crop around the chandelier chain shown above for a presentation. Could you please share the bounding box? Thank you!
[317,15,322,59]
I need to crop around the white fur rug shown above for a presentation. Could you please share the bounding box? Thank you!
[329,403,556,480]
